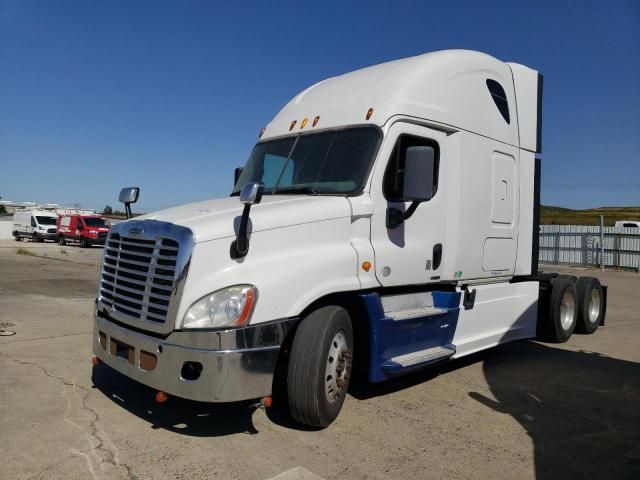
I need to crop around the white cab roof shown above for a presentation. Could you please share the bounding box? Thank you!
[262,50,528,149]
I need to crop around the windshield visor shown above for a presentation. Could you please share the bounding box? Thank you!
[233,127,380,195]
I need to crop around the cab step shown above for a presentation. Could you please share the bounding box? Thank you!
[384,306,448,321]
[382,345,456,372]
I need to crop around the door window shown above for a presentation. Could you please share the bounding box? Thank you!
[383,135,440,201]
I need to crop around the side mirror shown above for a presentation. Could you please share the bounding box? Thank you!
[234,167,244,186]
[77,223,83,230]
[402,146,435,201]
[239,182,264,205]
[119,187,140,204]
[119,187,140,219]
[386,146,436,229]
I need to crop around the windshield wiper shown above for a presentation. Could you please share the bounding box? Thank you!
[272,186,320,195]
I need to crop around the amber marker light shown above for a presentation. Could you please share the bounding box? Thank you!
[362,261,372,272]
[258,127,266,138]
[234,287,256,327]
[261,396,273,408]
[300,118,308,129]
[289,120,297,131]
[155,391,168,403]
[91,356,102,366]
[312,116,320,127]
[366,108,374,120]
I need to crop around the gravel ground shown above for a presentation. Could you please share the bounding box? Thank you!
[0,239,638,480]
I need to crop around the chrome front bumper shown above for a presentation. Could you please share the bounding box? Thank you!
[93,314,297,403]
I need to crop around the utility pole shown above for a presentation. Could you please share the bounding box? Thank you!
[600,215,605,271]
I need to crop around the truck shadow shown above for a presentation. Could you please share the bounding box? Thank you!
[91,365,260,436]
[472,341,640,479]
[349,340,640,479]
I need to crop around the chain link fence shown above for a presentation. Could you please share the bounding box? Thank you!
[539,225,640,271]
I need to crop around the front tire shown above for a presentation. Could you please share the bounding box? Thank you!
[59,236,66,246]
[32,233,41,243]
[287,305,353,428]
[80,238,87,248]
[13,232,20,242]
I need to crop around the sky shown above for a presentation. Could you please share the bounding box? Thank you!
[1,0,639,212]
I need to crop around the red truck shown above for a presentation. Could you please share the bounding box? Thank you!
[57,215,111,247]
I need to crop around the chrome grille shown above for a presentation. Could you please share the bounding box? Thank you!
[99,233,179,324]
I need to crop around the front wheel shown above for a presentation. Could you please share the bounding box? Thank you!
[80,238,87,248]
[287,305,353,428]
[14,232,20,242]
[32,233,41,243]
[59,236,66,246]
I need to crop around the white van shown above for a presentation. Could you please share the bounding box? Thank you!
[13,210,58,242]
[614,221,640,231]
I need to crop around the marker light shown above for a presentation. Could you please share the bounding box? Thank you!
[362,261,372,272]
[289,120,297,131]
[155,391,168,403]
[300,118,308,129]
[312,116,320,127]
[366,108,374,120]
[258,127,266,138]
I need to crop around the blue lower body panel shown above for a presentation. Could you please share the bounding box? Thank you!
[360,291,461,382]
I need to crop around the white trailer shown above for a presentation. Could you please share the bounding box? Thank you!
[92,50,607,427]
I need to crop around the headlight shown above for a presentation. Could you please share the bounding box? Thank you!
[182,285,257,329]
[88,230,97,234]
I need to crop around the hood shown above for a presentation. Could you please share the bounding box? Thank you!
[134,195,352,243]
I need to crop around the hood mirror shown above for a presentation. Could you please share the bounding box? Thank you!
[119,187,140,219]
[232,182,264,259]
[240,182,264,205]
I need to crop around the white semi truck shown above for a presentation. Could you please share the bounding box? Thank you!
[92,50,607,427]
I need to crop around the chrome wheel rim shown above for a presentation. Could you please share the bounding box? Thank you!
[588,288,601,324]
[324,331,351,404]
[560,291,575,331]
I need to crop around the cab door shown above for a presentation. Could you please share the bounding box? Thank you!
[369,123,448,287]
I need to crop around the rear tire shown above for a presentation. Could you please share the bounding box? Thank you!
[544,278,578,343]
[575,277,603,334]
[13,232,20,242]
[59,236,66,246]
[287,305,353,428]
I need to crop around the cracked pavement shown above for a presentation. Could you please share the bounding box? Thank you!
[0,240,639,479]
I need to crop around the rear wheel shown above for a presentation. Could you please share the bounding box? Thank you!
[575,277,603,334]
[544,278,578,343]
[287,305,353,428]
[59,236,66,246]
[13,232,20,241]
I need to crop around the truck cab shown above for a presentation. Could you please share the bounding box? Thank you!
[57,214,111,247]
[92,50,605,427]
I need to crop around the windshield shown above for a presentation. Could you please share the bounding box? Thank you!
[84,217,110,227]
[233,127,380,195]
[36,216,56,225]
